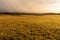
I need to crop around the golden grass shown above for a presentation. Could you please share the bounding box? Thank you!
[0,15,60,40]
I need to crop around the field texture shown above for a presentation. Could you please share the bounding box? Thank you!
[0,15,60,40]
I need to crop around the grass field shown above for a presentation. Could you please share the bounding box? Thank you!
[0,15,60,40]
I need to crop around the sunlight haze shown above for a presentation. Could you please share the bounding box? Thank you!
[0,0,60,13]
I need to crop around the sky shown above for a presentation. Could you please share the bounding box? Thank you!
[0,0,60,13]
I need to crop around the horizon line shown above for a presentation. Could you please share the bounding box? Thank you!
[0,12,60,16]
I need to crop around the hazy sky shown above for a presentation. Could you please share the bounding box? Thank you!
[0,0,60,13]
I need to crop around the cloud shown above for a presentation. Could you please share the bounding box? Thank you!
[0,0,60,13]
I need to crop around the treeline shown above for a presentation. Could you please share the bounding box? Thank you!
[0,12,60,16]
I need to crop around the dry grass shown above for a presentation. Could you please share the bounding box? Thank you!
[0,15,60,40]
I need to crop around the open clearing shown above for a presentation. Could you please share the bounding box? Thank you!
[0,15,60,40]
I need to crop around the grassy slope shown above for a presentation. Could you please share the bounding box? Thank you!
[0,15,60,40]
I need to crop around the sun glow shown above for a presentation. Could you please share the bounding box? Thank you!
[48,3,60,13]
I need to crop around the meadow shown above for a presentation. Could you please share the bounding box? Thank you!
[0,14,60,40]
